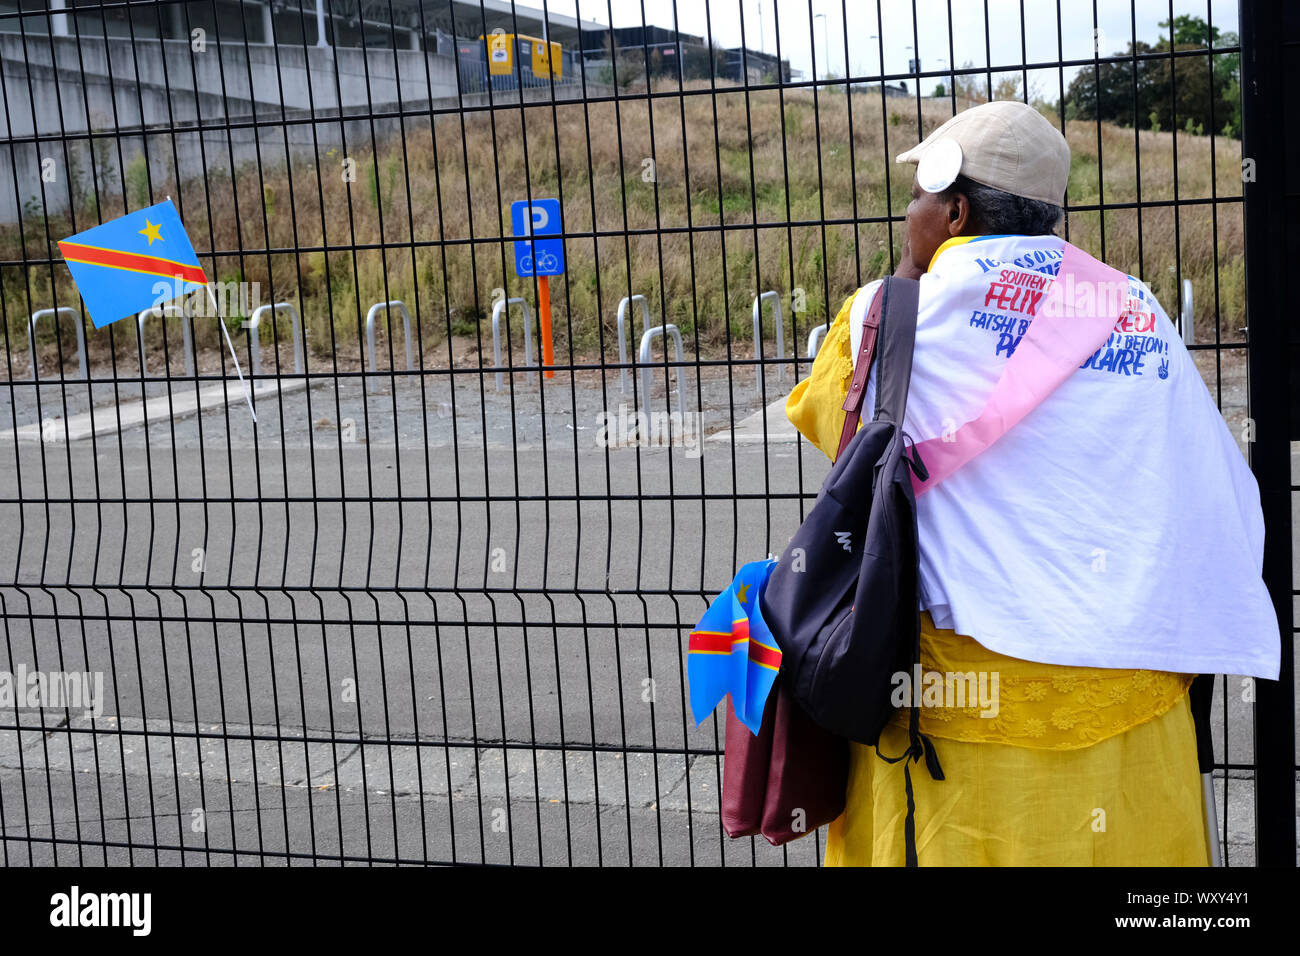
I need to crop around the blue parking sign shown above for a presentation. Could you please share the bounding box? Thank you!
[511,199,565,277]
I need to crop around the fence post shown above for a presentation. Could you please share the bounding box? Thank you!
[1240,0,1297,867]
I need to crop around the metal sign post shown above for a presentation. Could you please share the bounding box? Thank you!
[511,198,565,380]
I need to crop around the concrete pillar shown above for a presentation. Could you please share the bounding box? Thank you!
[409,27,420,51]
[261,0,274,44]
[315,0,329,48]
[49,0,69,37]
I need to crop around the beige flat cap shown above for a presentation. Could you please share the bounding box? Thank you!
[896,100,1070,206]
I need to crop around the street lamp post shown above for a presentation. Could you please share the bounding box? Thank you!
[854,34,879,83]
[813,13,829,82]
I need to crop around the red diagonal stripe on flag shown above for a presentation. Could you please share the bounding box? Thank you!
[58,241,208,285]
[688,632,741,655]
[747,639,781,671]
[689,619,749,655]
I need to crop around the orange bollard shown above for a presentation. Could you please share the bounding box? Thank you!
[538,275,554,378]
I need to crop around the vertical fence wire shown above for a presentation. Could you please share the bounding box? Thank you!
[0,0,1288,867]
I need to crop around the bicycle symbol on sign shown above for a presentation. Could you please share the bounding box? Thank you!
[519,251,559,273]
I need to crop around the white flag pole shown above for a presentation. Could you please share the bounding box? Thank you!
[207,284,257,423]
[161,196,254,423]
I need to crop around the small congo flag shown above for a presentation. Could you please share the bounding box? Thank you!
[687,558,781,735]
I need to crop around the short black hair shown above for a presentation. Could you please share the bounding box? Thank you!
[945,174,1064,236]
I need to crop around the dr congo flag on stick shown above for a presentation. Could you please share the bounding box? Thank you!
[57,198,256,421]
[688,558,782,735]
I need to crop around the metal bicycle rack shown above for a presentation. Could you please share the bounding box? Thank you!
[638,323,688,417]
[137,304,196,379]
[28,307,87,382]
[752,290,786,396]
[364,300,413,394]
[491,297,536,390]
[616,294,652,395]
[807,323,828,358]
[247,301,305,378]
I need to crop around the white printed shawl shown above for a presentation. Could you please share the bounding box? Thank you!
[848,234,1278,678]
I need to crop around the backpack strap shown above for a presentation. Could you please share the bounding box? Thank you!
[875,690,946,866]
[847,274,939,867]
[871,276,921,426]
[835,283,884,457]
[835,276,922,457]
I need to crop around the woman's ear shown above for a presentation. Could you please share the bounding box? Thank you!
[947,191,972,236]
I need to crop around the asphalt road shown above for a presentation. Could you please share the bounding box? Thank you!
[0,364,1292,866]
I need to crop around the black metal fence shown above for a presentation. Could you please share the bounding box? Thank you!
[0,0,1293,866]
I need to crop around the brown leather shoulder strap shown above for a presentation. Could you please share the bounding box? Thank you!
[835,282,885,458]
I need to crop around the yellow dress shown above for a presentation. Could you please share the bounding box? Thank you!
[786,290,1209,867]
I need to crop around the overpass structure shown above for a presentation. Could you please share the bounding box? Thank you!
[0,0,601,224]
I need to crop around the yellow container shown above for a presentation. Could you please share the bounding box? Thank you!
[484,33,513,75]
[479,33,562,79]
[530,38,562,78]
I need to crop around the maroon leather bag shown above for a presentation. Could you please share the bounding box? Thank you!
[720,684,849,844]
[719,285,890,846]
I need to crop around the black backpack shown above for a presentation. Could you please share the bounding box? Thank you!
[763,276,943,865]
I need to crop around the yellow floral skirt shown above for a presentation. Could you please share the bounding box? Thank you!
[823,614,1209,867]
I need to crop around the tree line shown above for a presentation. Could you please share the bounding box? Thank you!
[1064,15,1241,139]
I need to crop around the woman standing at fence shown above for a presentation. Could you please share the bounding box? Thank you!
[784,100,1278,866]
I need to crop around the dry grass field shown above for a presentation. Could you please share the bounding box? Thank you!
[4,80,1246,378]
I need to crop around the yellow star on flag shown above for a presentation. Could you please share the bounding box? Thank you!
[736,583,749,604]
[138,219,163,245]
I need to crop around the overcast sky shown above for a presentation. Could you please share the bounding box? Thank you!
[537,0,1239,94]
